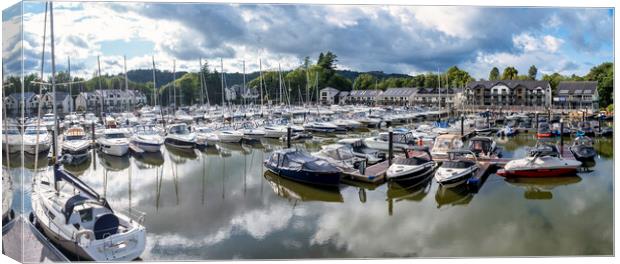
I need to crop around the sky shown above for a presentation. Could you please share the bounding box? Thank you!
[2,1,614,81]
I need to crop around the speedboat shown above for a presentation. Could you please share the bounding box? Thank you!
[239,122,266,141]
[434,150,480,187]
[497,144,582,178]
[42,113,57,130]
[263,124,288,139]
[467,136,501,158]
[61,126,91,165]
[264,148,341,187]
[474,118,493,134]
[31,165,146,261]
[386,146,437,185]
[569,136,596,163]
[536,122,553,138]
[304,121,340,133]
[131,125,164,152]
[97,128,130,156]
[2,127,21,154]
[336,138,385,165]
[164,123,196,149]
[175,110,194,124]
[363,130,418,152]
[82,112,99,127]
[430,134,463,159]
[215,126,244,143]
[22,126,51,155]
[193,126,220,147]
[312,144,366,171]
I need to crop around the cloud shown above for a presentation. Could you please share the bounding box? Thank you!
[3,3,613,81]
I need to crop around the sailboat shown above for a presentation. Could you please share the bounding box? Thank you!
[30,3,146,261]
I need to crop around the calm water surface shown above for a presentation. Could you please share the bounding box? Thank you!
[6,132,614,259]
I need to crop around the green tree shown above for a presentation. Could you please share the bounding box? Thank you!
[353,73,378,90]
[489,67,499,81]
[501,67,519,80]
[528,65,538,80]
[585,62,613,107]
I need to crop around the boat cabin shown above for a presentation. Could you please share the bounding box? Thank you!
[378,131,416,144]
[468,137,497,157]
[63,195,120,240]
[168,124,190,135]
[431,134,463,156]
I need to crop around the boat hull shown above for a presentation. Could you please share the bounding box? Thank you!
[99,143,129,156]
[264,163,341,187]
[164,138,195,149]
[131,140,163,152]
[496,167,578,178]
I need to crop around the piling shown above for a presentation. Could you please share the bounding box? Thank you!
[560,120,564,152]
[460,115,464,136]
[91,124,96,144]
[598,115,602,134]
[388,128,394,165]
[535,113,539,130]
[286,126,292,148]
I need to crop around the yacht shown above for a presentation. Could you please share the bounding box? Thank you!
[61,126,91,165]
[22,126,51,155]
[31,166,146,261]
[193,126,220,147]
[97,128,130,156]
[164,123,196,149]
[215,126,244,143]
[131,125,164,152]
[363,130,418,152]
[2,127,21,154]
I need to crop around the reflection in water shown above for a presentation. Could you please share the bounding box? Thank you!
[504,176,582,200]
[166,145,198,162]
[435,184,474,208]
[134,151,165,168]
[98,151,130,171]
[263,171,343,203]
[62,156,92,176]
[387,177,433,215]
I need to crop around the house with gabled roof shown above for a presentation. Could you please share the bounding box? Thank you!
[464,80,552,108]
[554,81,598,111]
[320,87,340,105]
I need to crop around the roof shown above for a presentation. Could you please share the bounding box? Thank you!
[320,87,339,95]
[7,92,37,102]
[466,80,550,90]
[349,90,383,97]
[380,87,416,97]
[556,81,597,96]
[338,91,350,97]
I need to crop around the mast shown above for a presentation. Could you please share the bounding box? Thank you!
[124,55,130,112]
[259,59,264,116]
[242,60,246,108]
[305,64,310,105]
[97,55,103,115]
[50,1,58,161]
[67,56,72,112]
[220,58,225,108]
[199,58,205,106]
[151,56,157,106]
[278,63,282,105]
[173,59,176,111]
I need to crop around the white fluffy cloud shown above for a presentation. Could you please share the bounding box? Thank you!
[513,33,564,53]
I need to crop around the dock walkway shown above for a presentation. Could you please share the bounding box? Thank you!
[2,215,68,263]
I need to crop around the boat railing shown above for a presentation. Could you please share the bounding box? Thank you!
[116,207,146,225]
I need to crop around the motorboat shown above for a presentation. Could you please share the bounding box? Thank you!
[576,121,595,137]
[215,126,244,143]
[131,125,164,152]
[467,136,501,158]
[336,138,385,165]
[193,126,220,147]
[2,127,21,154]
[97,128,130,156]
[42,113,57,130]
[22,126,51,155]
[239,122,266,141]
[497,144,582,178]
[61,126,91,165]
[264,148,341,187]
[474,118,493,134]
[430,134,463,159]
[536,122,553,138]
[363,130,418,152]
[434,150,480,187]
[386,146,437,185]
[304,121,340,133]
[82,112,99,126]
[263,124,288,139]
[164,123,196,149]
[496,125,517,137]
[31,166,146,261]
[569,136,596,163]
[312,144,366,171]
[175,110,194,124]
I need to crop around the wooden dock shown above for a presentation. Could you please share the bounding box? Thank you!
[2,216,68,263]
[341,160,389,184]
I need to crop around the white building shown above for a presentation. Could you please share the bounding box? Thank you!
[464,80,552,108]
[320,87,340,105]
[41,91,73,113]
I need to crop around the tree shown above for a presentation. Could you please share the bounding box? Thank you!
[352,73,378,90]
[528,65,538,80]
[501,67,518,80]
[489,67,499,81]
[585,62,613,107]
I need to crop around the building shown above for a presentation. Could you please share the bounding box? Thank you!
[337,91,350,105]
[41,91,73,113]
[378,88,416,105]
[464,80,552,109]
[348,90,383,104]
[411,88,462,108]
[75,92,102,112]
[3,92,40,114]
[554,81,599,111]
[320,87,340,105]
[95,89,147,112]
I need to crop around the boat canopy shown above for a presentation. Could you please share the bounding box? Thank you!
[468,137,494,154]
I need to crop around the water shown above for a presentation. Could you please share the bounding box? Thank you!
[6,133,614,259]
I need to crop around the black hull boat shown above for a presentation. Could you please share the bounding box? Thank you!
[386,147,437,186]
[569,136,596,163]
[264,149,341,187]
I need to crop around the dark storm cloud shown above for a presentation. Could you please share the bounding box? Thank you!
[130,4,610,73]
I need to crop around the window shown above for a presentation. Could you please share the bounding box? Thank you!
[79,208,93,222]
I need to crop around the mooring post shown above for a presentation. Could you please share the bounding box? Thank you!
[388,127,394,166]
[460,115,464,137]
[535,112,539,130]
[598,114,602,134]
[286,125,292,148]
[91,124,95,145]
[560,118,564,153]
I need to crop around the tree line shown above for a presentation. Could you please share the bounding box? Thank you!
[2,52,614,108]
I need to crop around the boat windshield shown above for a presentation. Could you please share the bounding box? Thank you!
[65,135,84,141]
[443,160,475,169]
[170,125,189,134]
[105,133,126,139]
[4,129,20,135]
[25,129,47,135]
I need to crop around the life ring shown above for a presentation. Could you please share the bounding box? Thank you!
[75,229,95,244]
